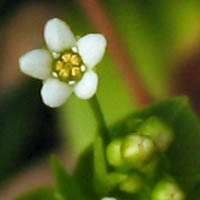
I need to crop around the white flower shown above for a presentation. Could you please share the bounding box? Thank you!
[19,18,107,107]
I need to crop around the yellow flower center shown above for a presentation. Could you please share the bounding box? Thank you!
[52,51,86,84]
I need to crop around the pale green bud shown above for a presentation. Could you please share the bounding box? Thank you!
[119,173,143,193]
[139,117,174,152]
[152,180,185,200]
[106,139,123,167]
[54,192,65,200]
[121,134,156,168]
[107,172,127,188]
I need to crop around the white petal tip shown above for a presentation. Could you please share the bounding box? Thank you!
[19,49,52,80]
[41,79,72,107]
[44,18,75,52]
[101,198,116,200]
[77,33,107,69]
[74,71,98,99]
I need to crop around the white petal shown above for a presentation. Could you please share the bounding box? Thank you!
[41,79,72,107]
[77,34,107,69]
[44,18,76,52]
[102,198,116,200]
[74,71,98,99]
[19,49,52,80]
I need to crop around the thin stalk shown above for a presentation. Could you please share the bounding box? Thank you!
[89,95,110,143]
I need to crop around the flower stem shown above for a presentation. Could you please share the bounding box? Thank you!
[89,95,110,143]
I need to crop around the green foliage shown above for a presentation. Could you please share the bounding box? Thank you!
[51,156,86,200]
[111,97,200,192]
[190,183,200,200]
[73,147,96,199]
[93,136,109,194]
[14,187,56,200]
[74,97,200,199]
[0,80,57,183]
[15,96,200,199]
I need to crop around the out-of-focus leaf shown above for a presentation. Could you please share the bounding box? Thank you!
[93,136,109,194]
[15,187,55,200]
[105,0,200,98]
[105,0,171,98]
[0,79,57,183]
[190,183,200,200]
[73,147,97,199]
[51,156,86,200]
[111,96,200,193]
[73,136,112,198]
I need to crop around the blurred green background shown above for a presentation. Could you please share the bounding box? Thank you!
[0,0,200,198]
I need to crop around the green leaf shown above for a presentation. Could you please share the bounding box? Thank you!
[51,156,86,200]
[111,96,200,192]
[73,134,115,198]
[105,0,171,98]
[0,79,57,183]
[190,183,200,200]
[73,147,97,199]
[15,187,55,200]
[93,136,109,194]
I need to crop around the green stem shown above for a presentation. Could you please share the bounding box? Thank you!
[89,95,110,143]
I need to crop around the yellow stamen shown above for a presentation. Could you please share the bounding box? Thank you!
[62,71,69,78]
[71,67,81,77]
[59,69,67,76]
[53,51,85,83]
[56,61,64,71]
[62,53,72,63]
[71,54,81,66]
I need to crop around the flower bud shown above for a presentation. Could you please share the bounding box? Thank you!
[119,173,143,193]
[106,139,123,167]
[139,117,174,152]
[121,134,156,168]
[107,172,127,188]
[152,180,185,200]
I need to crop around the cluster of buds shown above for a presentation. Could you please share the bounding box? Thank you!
[105,116,185,200]
[106,134,156,169]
